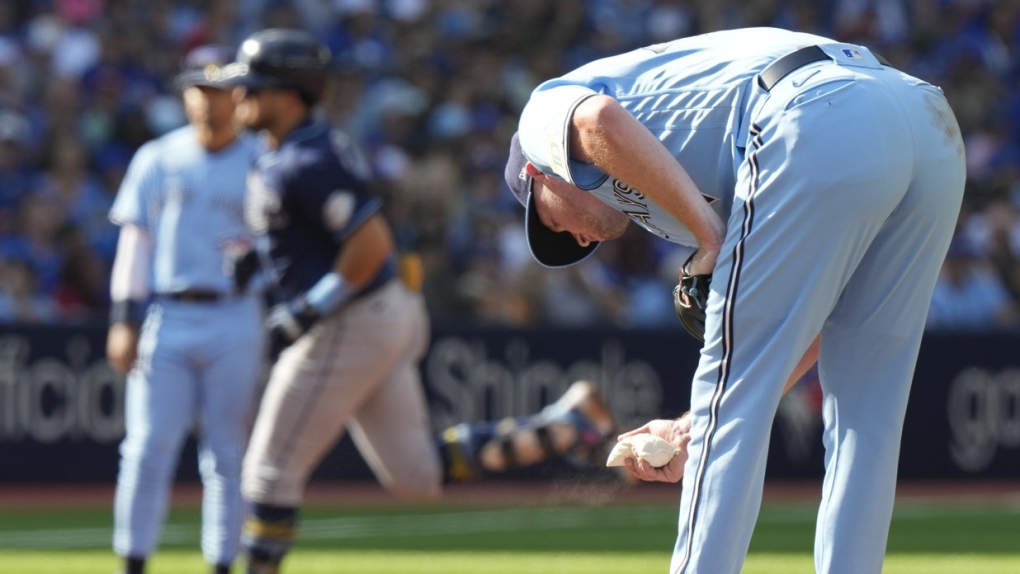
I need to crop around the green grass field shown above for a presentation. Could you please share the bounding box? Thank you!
[1,498,1017,573]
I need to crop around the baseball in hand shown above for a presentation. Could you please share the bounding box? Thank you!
[606,434,680,468]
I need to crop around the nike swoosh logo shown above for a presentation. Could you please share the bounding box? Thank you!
[791,70,820,87]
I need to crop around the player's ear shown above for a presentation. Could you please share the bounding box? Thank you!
[525,162,544,178]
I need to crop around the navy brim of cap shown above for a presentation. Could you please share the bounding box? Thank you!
[525,186,599,268]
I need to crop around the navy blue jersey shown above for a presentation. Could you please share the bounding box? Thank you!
[245,118,395,303]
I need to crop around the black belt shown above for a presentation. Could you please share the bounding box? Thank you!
[159,290,228,303]
[757,45,891,92]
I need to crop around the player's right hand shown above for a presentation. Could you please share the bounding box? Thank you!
[617,413,692,483]
[106,322,140,375]
[265,299,319,355]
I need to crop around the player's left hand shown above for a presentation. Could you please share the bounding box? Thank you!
[681,246,718,277]
[617,413,692,483]
[265,299,318,355]
[106,322,141,375]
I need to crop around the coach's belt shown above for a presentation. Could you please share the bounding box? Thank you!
[159,290,228,303]
[757,45,891,92]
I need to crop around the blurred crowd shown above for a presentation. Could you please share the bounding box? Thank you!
[1,0,1019,332]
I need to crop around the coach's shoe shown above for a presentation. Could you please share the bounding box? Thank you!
[116,556,146,574]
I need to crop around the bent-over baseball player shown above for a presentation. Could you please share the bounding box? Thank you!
[506,27,966,574]
[222,29,619,574]
[107,45,264,574]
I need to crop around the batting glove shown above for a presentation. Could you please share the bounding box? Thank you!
[229,248,261,293]
[265,298,319,355]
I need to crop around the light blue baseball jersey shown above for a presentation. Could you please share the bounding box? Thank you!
[516,26,966,574]
[110,125,258,294]
[518,27,874,246]
[110,125,264,566]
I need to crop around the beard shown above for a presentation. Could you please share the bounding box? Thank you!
[583,202,630,241]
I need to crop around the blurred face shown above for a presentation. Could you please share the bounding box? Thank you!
[528,164,629,248]
[232,85,280,131]
[182,85,236,131]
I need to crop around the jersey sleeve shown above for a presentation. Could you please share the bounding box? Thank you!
[288,149,382,243]
[109,140,161,230]
[517,80,610,191]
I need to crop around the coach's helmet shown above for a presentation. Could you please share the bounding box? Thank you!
[222,28,332,106]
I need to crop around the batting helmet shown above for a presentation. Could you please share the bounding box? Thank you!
[222,29,332,105]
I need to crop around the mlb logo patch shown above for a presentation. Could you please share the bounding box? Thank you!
[841,48,865,61]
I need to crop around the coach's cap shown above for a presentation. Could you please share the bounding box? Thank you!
[173,44,234,90]
[505,132,599,268]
